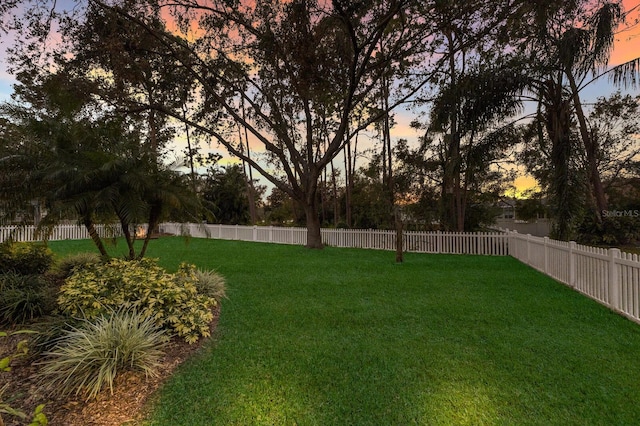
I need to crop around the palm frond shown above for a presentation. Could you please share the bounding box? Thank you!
[611,57,640,88]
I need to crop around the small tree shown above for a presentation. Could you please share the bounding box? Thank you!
[202,164,265,225]
[0,72,206,258]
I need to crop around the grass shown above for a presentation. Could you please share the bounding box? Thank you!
[49,237,640,425]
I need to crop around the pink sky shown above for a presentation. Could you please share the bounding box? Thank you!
[0,0,638,195]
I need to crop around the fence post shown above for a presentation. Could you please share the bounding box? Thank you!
[526,234,532,265]
[608,248,621,311]
[253,226,258,242]
[568,241,576,288]
[436,231,442,254]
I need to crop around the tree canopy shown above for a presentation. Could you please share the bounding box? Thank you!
[0,0,639,247]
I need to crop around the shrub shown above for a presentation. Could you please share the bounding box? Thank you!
[194,269,227,302]
[51,252,102,279]
[28,315,80,357]
[0,273,57,325]
[37,309,167,400]
[0,242,54,275]
[57,258,216,343]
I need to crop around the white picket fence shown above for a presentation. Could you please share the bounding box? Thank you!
[0,224,123,243]
[2,222,640,324]
[507,231,640,323]
[158,223,510,255]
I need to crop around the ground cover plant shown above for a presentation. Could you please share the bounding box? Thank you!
[0,239,225,425]
[97,237,640,425]
[37,309,167,400]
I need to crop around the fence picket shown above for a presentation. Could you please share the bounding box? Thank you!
[3,222,640,324]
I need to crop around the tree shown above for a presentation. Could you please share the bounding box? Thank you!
[575,92,640,245]
[518,0,639,232]
[202,164,265,225]
[419,60,526,231]
[409,0,535,232]
[589,92,640,186]
[5,0,436,248]
[0,71,204,259]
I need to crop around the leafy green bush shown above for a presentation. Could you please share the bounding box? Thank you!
[194,269,227,302]
[0,273,57,325]
[0,242,54,275]
[51,252,102,279]
[57,258,216,343]
[577,215,640,246]
[37,309,166,400]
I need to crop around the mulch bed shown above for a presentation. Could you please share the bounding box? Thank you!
[1,306,219,426]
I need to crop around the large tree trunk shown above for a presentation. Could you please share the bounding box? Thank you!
[303,199,323,249]
[394,206,403,263]
[331,160,339,226]
[544,79,574,241]
[441,134,461,231]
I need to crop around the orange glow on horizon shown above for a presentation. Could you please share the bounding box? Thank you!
[512,175,540,198]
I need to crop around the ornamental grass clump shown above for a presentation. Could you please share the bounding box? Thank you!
[0,272,57,325]
[51,252,102,279]
[57,258,216,343]
[193,269,227,302]
[38,309,167,400]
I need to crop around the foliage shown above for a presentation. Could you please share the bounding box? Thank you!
[193,269,227,303]
[201,165,252,225]
[0,330,47,426]
[0,242,53,275]
[589,92,640,182]
[515,193,549,222]
[37,309,167,400]
[57,258,216,343]
[50,252,102,279]
[264,187,304,226]
[0,272,57,325]
[0,58,208,260]
[28,315,80,357]
[577,215,640,247]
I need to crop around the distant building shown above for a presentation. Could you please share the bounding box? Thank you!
[493,196,550,237]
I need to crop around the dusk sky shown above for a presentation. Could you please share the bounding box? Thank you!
[0,0,638,194]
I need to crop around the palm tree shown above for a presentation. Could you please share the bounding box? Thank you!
[0,73,208,259]
[540,2,637,223]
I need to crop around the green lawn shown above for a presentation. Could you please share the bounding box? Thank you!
[50,238,640,425]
